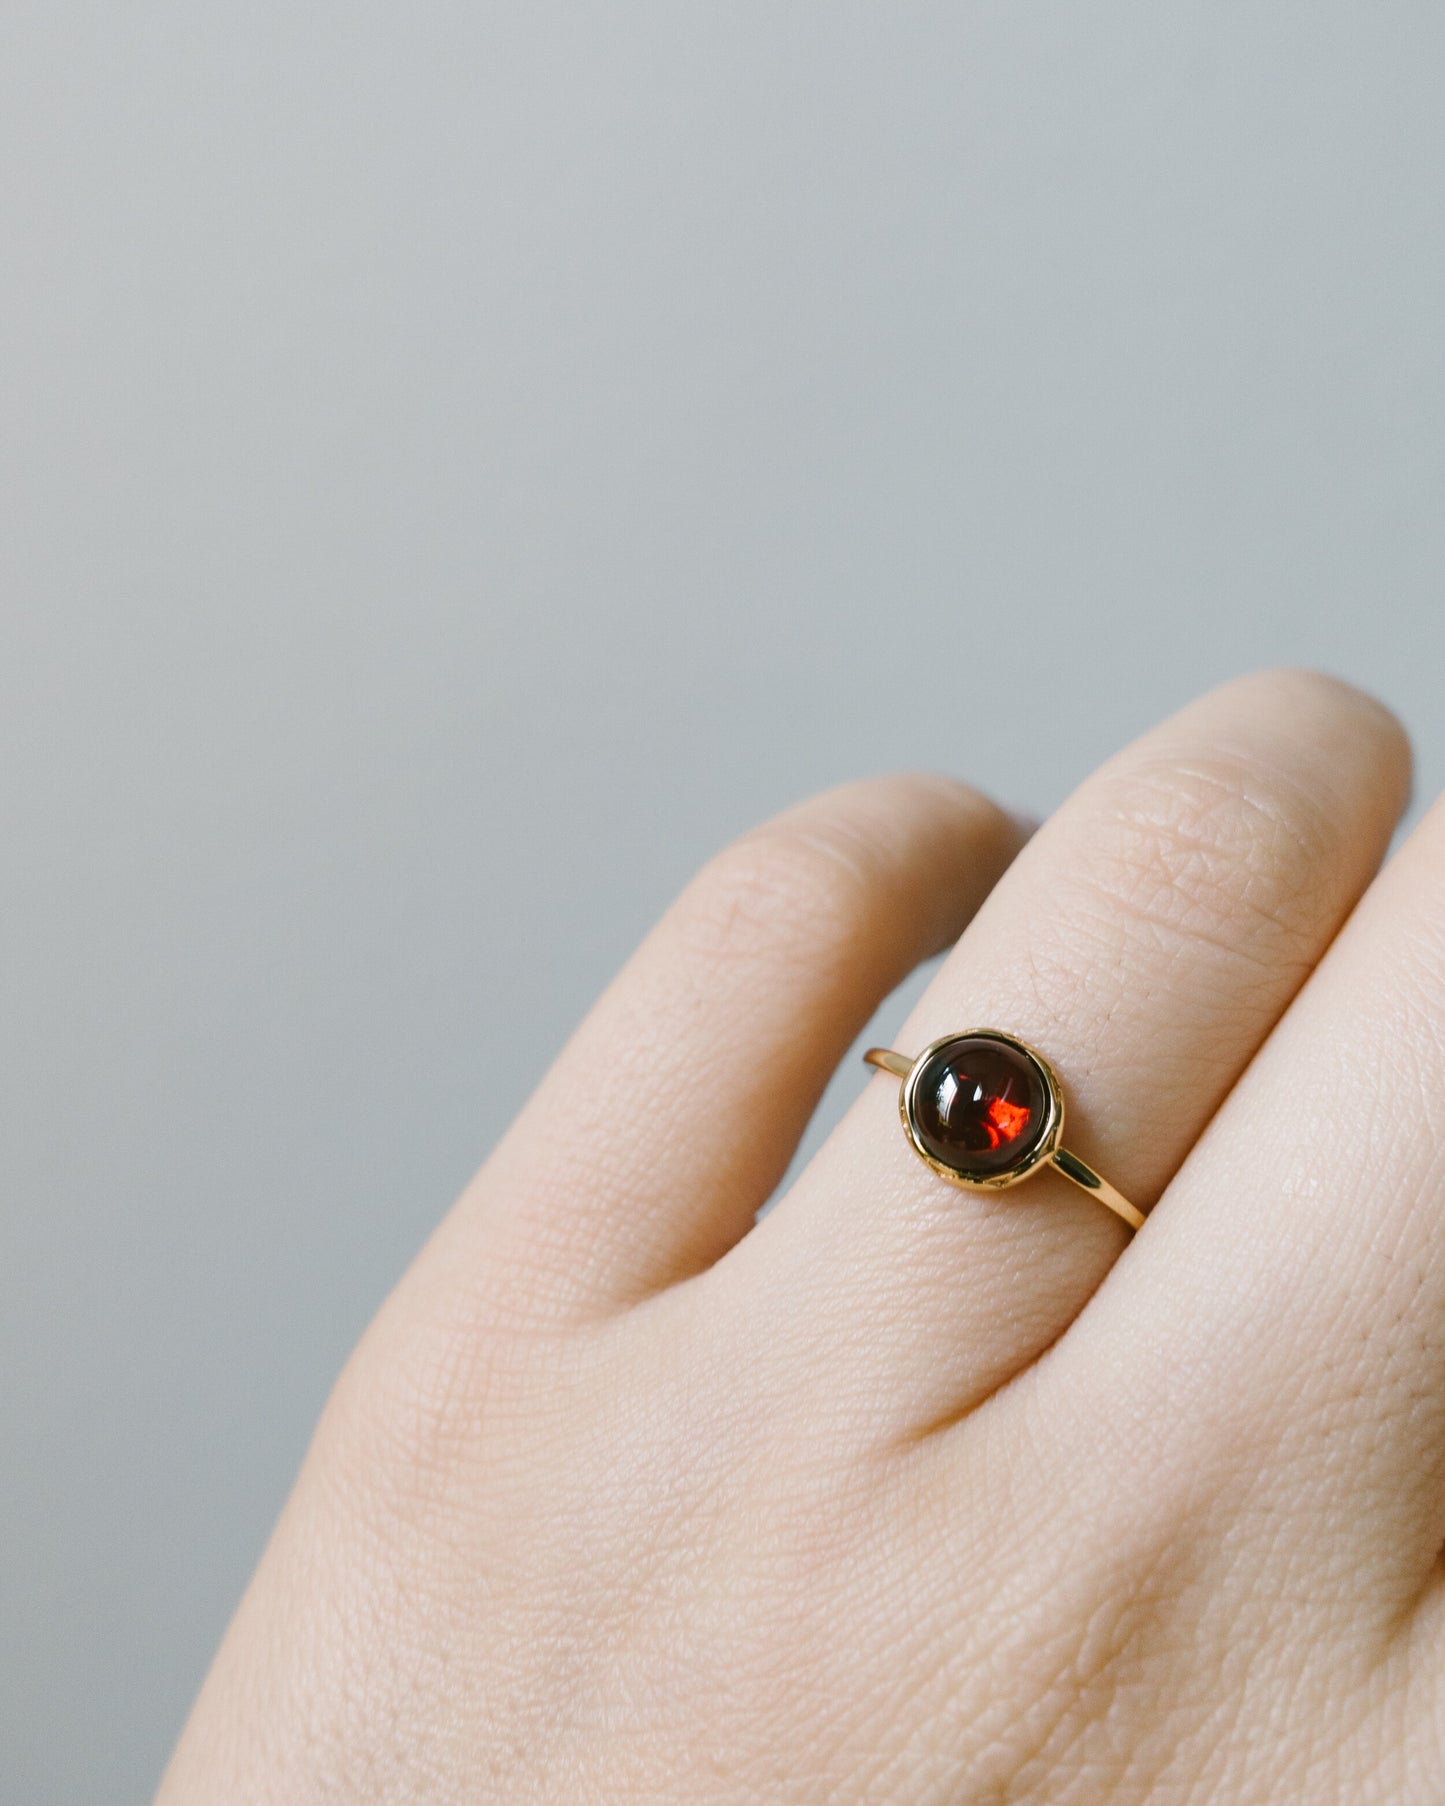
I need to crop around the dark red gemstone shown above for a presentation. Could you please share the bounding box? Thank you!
[909,1034,1051,1178]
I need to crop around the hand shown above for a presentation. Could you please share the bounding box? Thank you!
[158,669,1444,1803]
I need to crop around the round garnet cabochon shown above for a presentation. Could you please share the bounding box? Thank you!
[907,1034,1053,1179]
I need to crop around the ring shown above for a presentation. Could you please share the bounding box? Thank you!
[863,1029,1146,1232]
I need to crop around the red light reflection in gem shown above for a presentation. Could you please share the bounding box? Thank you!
[983,1093,1031,1146]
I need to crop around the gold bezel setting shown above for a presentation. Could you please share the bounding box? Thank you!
[863,1029,1146,1230]
[898,1027,1064,1193]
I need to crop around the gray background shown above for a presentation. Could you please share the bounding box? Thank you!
[4,3,1444,1798]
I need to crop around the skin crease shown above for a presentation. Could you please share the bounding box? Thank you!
[158,668,1445,1804]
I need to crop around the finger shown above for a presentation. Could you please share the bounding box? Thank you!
[717,669,1410,1445]
[412,774,1028,1321]
[1033,764,1445,1624]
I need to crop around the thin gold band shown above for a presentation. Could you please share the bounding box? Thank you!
[863,1045,1146,1233]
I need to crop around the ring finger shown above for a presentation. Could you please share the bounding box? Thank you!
[717,668,1411,1443]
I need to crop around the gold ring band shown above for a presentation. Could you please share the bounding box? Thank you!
[863,1030,1146,1233]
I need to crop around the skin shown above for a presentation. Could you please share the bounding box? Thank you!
[156,667,1445,1803]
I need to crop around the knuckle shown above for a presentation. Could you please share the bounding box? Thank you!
[319,1288,570,1518]
[679,816,886,973]
[1072,754,1339,968]
[672,773,1009,978]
